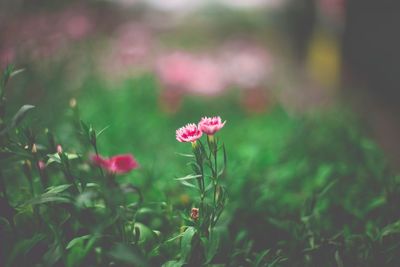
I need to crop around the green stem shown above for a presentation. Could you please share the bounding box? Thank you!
[93,144,105,177]
[0,170,8,200]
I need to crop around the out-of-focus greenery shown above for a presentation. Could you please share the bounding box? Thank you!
[1,67,400,267]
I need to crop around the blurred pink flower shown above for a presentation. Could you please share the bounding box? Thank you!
[62,13,93,40]
[57,145,63,154]
[186,58,226,96]
[38,160,46,170]
[157,52,226,96]
[198,116,226,135]
[91,154,139,174]
[220,42,273,89]
[157,52,196,88]
[176,123,203,143]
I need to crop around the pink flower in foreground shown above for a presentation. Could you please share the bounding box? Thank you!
[176,123,203,143]
[91,154,139,174]
[198,116,226,135]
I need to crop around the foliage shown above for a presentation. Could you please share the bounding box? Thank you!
[1,65,400,267]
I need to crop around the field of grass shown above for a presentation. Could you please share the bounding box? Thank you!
[1,67,399,267]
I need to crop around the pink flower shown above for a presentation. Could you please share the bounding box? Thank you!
[38,160,46,170]
[176,123,203,143]
[57,145,63,154]
[91,154,139,174]
[156,52,226,97]
[198,116,226,135]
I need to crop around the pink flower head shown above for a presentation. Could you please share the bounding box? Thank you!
[57,145,63,154]
[198,116,226,135]
[176,123,203,143]
[38,160,46,170]
[91,154,139,174]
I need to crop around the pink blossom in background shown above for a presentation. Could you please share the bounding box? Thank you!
[91,154,139,174]
[157,52,226,96]
[176,123,203,143]
[198,116,226,135]
[185,57,226,96]
[60,12,93,40]
[38,160,46,170]
[220,42,274,89]
[57,145,63,154]
[156,52,197,89]
[1,7,93,66]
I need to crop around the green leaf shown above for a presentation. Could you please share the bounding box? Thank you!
[96,125,110,138]
[205,227,222,264]
[254,249,270,267]
[175,174,202,181]
[26,196,72,206]
[108,243,148,267]
[381,220,400,239]
[66,235,91,250]
[162,260,183,267]
[0,105,35,136]
[134,223,157,250]
[175,152,195,158]
[45,184,72,194]
[46,152,80,165]
[180,180,198,190]
[10,68,25,78]
[181,226,196,263]
[6,233,46,267]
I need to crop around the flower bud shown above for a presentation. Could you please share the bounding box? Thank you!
[190,207,199,221]
[38,160,46,170]
[57,145,63,154]
[31,143,37,154]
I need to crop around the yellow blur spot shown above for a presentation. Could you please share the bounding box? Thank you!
[307,29,341,88]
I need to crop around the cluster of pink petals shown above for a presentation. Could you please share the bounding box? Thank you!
[176,123,203,143]
[91,154,139,174]
[176,116,225,143]
[198,116,226,135]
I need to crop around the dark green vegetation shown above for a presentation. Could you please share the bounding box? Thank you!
[1,66,399,266]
